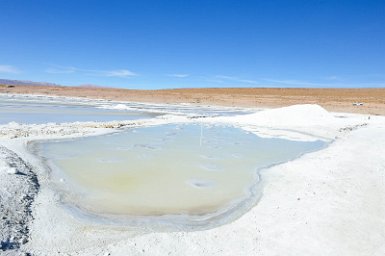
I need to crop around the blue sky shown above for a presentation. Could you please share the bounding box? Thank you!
[0,0,384,89]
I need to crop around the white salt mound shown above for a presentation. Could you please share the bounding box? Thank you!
[237,104,334,127]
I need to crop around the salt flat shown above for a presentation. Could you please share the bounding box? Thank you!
[0,94,384,256]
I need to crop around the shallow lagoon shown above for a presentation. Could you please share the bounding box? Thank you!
[0,96,158,124]
[35,124,325,223]
[0,94,251,124]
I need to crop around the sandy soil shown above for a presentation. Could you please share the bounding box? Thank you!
[1,84,384,115]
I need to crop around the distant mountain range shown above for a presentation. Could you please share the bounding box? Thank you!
[0,79,61,87]
[0,79,106,88]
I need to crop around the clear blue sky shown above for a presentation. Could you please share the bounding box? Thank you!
[0,0,384,89]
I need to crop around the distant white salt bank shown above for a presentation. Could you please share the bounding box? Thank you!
[98,103,137,111]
